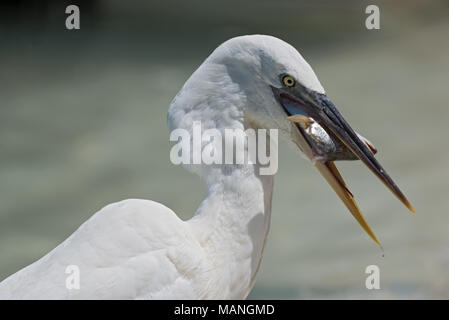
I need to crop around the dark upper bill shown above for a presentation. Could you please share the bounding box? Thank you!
[271,82,415,245]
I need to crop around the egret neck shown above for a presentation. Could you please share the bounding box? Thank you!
[188,138,275,299]
[168,56,278,296]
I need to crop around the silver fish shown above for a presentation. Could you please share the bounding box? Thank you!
[286,114,377,162]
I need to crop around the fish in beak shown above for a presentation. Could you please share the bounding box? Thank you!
[272,81,415,246]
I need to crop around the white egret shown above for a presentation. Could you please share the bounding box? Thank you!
[0,35,414,299]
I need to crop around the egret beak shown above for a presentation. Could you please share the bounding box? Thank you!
[272,83,415,246]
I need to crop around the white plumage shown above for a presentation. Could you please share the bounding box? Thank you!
[0,35,328,299]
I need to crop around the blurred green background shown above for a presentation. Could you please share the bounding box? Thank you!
[1,0,448,299]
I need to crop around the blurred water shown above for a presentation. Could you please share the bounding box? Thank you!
[0,3,448,299]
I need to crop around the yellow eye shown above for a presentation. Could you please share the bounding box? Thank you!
[282,75,295,87]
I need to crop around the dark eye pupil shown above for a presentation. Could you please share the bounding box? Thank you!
[284,77,294,86]
[283,76,294,87]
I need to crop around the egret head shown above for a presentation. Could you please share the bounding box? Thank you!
[169,35,415,245]
[203,35,325,135]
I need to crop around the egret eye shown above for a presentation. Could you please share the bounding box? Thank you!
[282,75,295,87]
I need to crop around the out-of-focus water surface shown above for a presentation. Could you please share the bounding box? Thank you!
[1,1,448,299]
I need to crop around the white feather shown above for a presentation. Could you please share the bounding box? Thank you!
[0,35,324,299]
